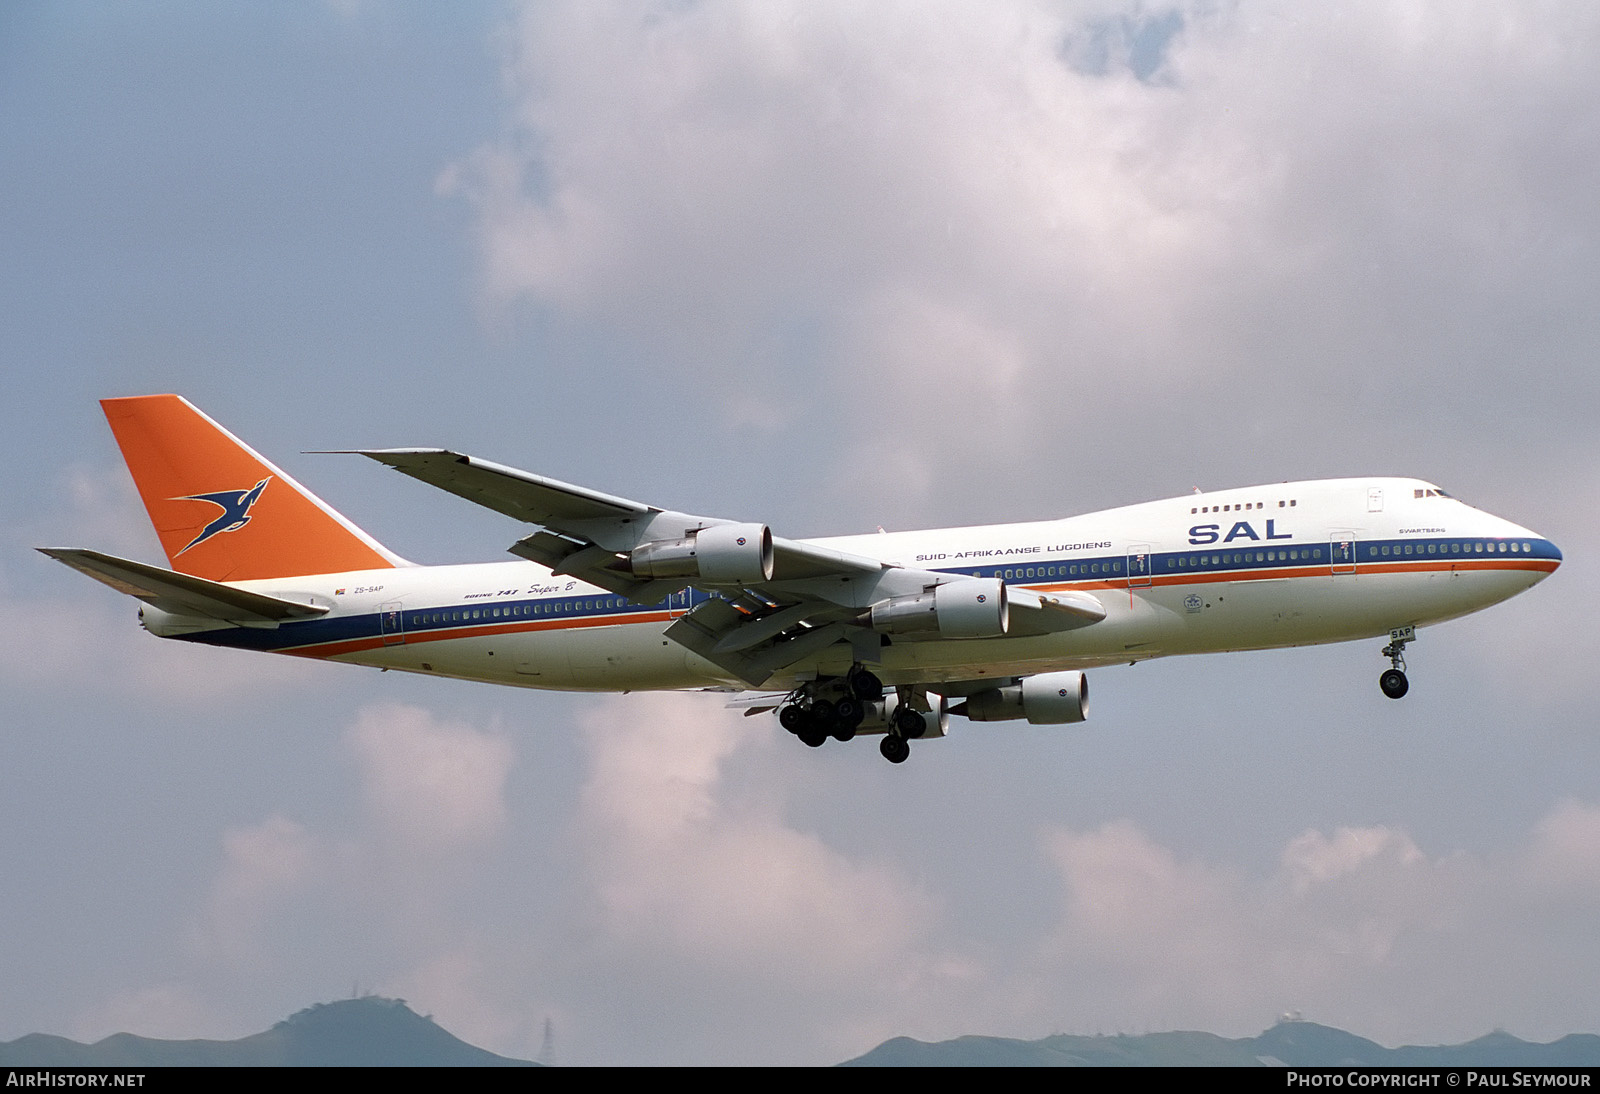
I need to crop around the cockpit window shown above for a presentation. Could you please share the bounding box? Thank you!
[1413,487,1454,499]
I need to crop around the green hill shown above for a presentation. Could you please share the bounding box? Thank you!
[841,1021,1600,1067]
[0,997,538,1067]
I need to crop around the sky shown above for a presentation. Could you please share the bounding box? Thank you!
[2,0,1598,1067]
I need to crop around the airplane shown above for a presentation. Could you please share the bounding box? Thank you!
[43,395,1562,764]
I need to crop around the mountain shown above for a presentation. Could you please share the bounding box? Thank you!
[840,1021,1600,1067]
[0,997,538,1067]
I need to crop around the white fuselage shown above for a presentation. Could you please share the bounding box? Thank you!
[153,477,1559,694]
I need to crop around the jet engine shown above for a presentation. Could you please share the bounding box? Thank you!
[867,578,1008,638]
[629,522,774,583]
[958,670,1088,724]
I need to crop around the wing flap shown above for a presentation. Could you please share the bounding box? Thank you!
[40,549,330,623]
[665,597,853,686]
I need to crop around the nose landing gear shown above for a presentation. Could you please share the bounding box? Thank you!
[1379,626,1413,699]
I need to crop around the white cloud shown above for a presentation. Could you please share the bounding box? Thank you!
[0,588,327,705]
[194,814,321,964]
[449,0,1600,524]
[577,692,935,988]
[82,685,1600,1062]
[347,702,515,856]
[179,704,516,987]
[1018,806,1600,1045]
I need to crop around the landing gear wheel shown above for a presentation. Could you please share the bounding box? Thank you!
[779,705,806,733]
[809,698,839,732]
[1379,628,1413,699]
[1379,669,1409,699]
[798,727,828,748]
[880,735,910,764]
[893,707,926,739]
[831,698,862,742]
[848,667,884,701]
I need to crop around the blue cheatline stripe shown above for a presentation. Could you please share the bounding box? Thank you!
[177,588,703,653]
[174,536,1558,654]
[933,535,1559,583]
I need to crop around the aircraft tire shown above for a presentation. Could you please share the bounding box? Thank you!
[848,668,885,701]
[894,707,926,738]
[798,727,828,748]
[880,735,910,764]
[1379,669,1409,699]
[779,705,807,733]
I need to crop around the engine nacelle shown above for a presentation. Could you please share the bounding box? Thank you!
[868,578,1008,638]
[962,670,1088,724]
[629,522,774,583]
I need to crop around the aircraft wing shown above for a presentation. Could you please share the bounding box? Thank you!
[354,448,1098,686]
[355,447,886,581]
[353,449,654,527]
[40,548,329,623]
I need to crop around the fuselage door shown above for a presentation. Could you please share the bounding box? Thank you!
[1367,487,1385,513]
[1330,533,1357,575]
[1127,544,1153,589]
[379,601,406,645]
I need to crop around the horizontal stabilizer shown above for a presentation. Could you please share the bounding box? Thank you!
[40,549,329,623]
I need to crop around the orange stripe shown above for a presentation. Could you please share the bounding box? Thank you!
[287,610,678,660]
[1030,556,1556,594]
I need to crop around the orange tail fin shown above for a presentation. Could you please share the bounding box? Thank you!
[102,395,406,582]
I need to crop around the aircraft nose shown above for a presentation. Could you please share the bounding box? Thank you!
[1523,530,1561,576]
[1500,518,1560,577]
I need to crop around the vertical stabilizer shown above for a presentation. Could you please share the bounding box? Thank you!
[102,394,407,582]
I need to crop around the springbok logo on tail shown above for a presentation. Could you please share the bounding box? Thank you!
[174,477,272,555]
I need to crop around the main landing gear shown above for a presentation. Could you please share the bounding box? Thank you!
[777,668,883,749]
[878,699,927,765]
[879,735,910,764]
[777,667,930,763]
[1379,626,1414,699]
